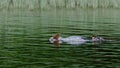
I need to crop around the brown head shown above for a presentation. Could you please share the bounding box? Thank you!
[53,33,60,47]
[92,34,97,38]
[53,33,60,41]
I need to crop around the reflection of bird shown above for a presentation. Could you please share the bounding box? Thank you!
[49,34,105,47]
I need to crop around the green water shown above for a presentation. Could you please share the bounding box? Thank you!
[0,9,120,68]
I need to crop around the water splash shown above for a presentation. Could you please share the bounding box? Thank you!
[0,0,120,10]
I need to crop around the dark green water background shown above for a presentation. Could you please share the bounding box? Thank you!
[0,9,120,68]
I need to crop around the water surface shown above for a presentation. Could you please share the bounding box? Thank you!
[0,9,120,68]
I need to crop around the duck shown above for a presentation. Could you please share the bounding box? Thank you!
[49,33,104,47]
[92,35,105,42]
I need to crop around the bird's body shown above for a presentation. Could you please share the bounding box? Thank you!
[49,36,88,45]
[49,34,105,47]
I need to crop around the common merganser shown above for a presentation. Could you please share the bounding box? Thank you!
[49,34,104,47]
[92,35,105,41]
